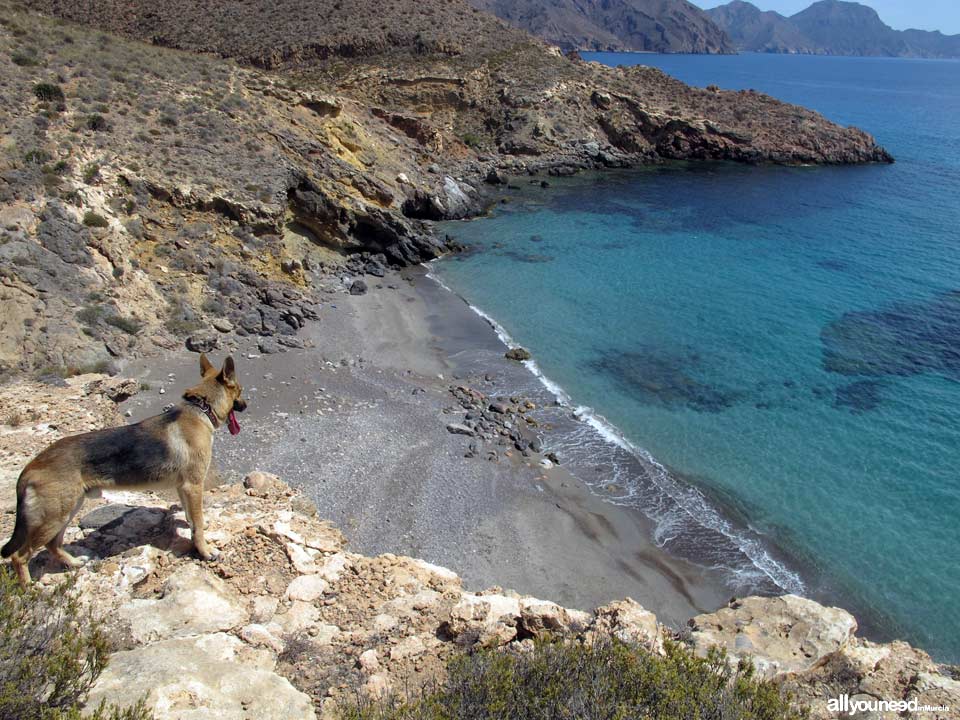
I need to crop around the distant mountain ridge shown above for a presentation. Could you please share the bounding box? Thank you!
[708,0,960,58]
[468,0,735,54]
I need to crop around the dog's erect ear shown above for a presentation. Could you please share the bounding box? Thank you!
[219,355,236,384]
[199,353,215,376]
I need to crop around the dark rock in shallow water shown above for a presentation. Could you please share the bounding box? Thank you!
[834,380,885,413]
[505,347,532,361]
[485,168,508,185]
[590,347,740,413]
[499,250,553,264]
[821,289,960,381]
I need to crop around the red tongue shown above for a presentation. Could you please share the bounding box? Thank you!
[227,410,241,436]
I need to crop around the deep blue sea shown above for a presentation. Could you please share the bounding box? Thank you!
[433,53,960,661]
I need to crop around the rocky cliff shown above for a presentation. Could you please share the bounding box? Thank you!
[0,1,892,377]
[467,0,735,54]
[1,376,957,719]
[708,0,960,58]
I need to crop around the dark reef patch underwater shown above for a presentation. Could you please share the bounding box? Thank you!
[590,348,741,413]
[822,290,960,382]
[437,53,960,662]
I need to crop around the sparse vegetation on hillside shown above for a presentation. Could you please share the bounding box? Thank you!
[340,637,806,720]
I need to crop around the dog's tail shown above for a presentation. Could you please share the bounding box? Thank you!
[1,482,28,558]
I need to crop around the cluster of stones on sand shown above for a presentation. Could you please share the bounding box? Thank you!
[446,384,559,466]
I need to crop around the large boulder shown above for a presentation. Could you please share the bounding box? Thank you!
[85,633,315,720]
[591,599,662,652]
[688,595,857,678]
[442,593,521,647]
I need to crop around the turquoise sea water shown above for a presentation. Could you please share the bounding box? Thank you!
[434,53,960,661]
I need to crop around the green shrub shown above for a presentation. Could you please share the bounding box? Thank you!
[0,572,154,720]
[33,82,65,103]
[105,314,141,335]
[23,149,52,165]
[82,212,109,228]
[82,163,100,184]
[85,114,110,132]
[11,50,38,67]
[460,132,483,149]
[76,305,106,326]
[340,638,806,720]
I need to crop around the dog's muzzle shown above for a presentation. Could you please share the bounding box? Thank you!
[233,399,247,413]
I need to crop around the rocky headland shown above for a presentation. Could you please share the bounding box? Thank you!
[0,0,893,378]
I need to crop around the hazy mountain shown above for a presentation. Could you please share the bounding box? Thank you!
[706,0,814,53]
[708,0,960,58]
[468,0,735,53]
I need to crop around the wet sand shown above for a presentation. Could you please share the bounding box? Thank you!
[120,267,731,629]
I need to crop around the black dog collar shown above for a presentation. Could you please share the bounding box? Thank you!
[185,396,220,428]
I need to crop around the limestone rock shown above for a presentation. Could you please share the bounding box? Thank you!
[243,470,285,495]
[85,633,315,720]
[779,638,960,720]
[118,565,249,644]
[240,623,285,653]
[443,593,520,647]
[592,599,661,652]
[274,600,321,635]
[689,595,857,678]
[519,598,591,637]
[286,574,328,602]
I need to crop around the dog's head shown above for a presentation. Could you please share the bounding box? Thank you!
[183,354,247,435]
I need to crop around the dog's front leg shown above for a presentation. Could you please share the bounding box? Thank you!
[177,478,217,561]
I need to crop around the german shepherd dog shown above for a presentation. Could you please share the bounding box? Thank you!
[2,354,246,584]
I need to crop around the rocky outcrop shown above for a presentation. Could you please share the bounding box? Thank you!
[0,1,892,376]
[42,475,953,720]
[689,594,859,678]
[690,596,959,719]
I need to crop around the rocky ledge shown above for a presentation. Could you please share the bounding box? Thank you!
[18,471,954,719]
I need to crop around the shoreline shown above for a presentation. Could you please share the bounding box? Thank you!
[424,259,807,595]
[117,267,732,629]
[424,177,915,654]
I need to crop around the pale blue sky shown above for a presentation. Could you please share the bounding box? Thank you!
[691,1,960,35]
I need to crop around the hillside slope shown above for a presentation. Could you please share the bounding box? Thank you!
[2,0,890,374]
[468,0,734,53]
[708,0,960,58]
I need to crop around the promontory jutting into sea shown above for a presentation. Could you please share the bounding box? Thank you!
[1,0,958,717]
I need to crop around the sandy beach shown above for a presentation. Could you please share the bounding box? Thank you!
[118,266,731,629]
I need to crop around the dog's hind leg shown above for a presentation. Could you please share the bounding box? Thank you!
[45,494,86,568]
[177,480,217,561]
